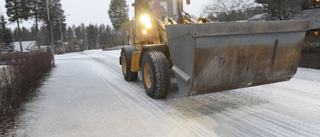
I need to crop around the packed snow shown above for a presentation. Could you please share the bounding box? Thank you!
[11,50,320,137]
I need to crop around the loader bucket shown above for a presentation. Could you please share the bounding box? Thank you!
[165,21,310,96]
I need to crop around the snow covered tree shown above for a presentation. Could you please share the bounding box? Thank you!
[108,0,129,31]
[256,0,303,20]
[204,0,260,22]
[5,0,32,52]
[67,38,81,52]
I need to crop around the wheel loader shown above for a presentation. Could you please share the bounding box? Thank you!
[120,0,310,99]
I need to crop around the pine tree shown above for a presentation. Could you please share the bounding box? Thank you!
[0,15,5,44]
[31,24,38,40]
[105,25,115,47]
[74,26,82,40]
[30,0,41,50]
[30,0,40,29]
[108,0,129,31]
[86,24,95,50]
[5,0,32,52]
[38,24,50,45]
[37,0,65,46]
[99,24,107,45]
[20,27,32,41]
[0,15,13,51]
[13,26,32,41]
[13,28,19,41]
[66,26,74,43]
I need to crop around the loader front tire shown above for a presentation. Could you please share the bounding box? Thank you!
[142,51,170,99]
[121,48,138,81]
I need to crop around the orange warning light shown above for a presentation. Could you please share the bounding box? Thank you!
[315,31,319,36]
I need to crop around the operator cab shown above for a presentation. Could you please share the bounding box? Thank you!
[148,0,179,19]
[147,0,209,24]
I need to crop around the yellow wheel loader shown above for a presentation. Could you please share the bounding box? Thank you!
[120,0,310,99]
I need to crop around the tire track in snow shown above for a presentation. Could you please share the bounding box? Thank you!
[84,53,216,136]
[83,50,320,136]
[84,51,263,136]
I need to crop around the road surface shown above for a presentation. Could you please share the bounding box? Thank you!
[13,50,320,137]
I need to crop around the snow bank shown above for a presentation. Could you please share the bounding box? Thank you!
[295,67,320,82]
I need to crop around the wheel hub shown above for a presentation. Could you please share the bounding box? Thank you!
[144,64,152,88]
[122,56,127,75]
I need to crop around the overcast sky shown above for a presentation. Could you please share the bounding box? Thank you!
[0,0,210,29]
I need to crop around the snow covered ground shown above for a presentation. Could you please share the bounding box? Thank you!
[0,65,7,69]
[12,50,320,137]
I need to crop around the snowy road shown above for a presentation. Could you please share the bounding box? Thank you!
[14,50,320,137]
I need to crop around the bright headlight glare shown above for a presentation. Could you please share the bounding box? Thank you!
[146,22,152,29]
[142,30,147,34]
[141,15,150,24]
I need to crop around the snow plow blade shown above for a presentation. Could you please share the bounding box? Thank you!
[165,21,310,96]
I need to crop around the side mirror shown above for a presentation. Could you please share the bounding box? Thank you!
[132,3,135,7]
[186,0,190,4]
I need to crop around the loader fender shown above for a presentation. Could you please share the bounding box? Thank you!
[120,46,138,81]
[140,44,169,65]
[120,46,137,65]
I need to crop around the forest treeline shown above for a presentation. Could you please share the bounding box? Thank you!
[1,0,131,53]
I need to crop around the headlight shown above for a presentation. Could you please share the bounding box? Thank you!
[141,14,152,29]
[141,15,150,24]
[146,22,152,29]
[142,30,147,34]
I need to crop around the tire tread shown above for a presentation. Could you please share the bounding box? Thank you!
[121,49,138,81]
[143,51,170,99]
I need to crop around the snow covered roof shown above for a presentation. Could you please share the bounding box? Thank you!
[13,41,38,52]
[291,8,320,30]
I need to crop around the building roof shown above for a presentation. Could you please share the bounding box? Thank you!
[291,8,320,30]
[13,41,37,52]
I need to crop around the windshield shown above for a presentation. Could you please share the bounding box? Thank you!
[148,0,178,18]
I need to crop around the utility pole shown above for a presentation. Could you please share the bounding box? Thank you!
[46,0,55,67]
[96,35,100,49]
[85,33,88,50]
[58,14,70,54]
[59,18,65,54]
